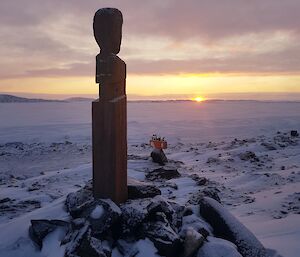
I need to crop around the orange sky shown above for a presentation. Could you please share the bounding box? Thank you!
[0,1,299,100]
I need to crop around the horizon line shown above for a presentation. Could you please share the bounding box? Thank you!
[1,92,300,103]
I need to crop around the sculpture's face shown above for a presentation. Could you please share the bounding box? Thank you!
[93,8,123,55]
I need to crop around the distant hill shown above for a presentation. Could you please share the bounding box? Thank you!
[65,97,95,102]
[0,94,63,103]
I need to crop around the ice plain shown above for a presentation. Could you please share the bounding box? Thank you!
[0,100,299,257]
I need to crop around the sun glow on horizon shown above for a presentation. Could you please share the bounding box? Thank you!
[193,96,206,102]
[1,74,300,101]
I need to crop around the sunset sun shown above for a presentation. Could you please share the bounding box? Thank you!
[193,96,205,102]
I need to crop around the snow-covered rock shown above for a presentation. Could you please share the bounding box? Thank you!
[127,178,161,199]
[182,227,204,257]
[142,221,182,257]
[29,219,69,249]
[200,197,267,257]
[197,236,243,257]
[146,167,181,181]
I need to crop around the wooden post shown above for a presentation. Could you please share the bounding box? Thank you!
[92,8,127,203]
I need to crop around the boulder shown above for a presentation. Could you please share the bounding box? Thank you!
[128,178,161,199]
[200,197,267,257]
[120,199,150,236]
[189,174,207,186]
[143,221,183,257]
[0,197,11,204]
[64,223,90,256]
[151,148,168,165]
[188,187,221,204]
[274,134,298,147]
[168,200,185,229]
[182,207,194,217]
[76,233,110,257]
[261,142,277,151]
[239,151,259,162]
[146,196,182,231]
[65,224,111,257]
[146,167,181,181]
[82,199,122,238]
[116,239,139,256]
[291,130,299,137]
[71,218,87,230]
[180,214,212,238]
[202,188,221,203]
[182,227,204,257]
[168,200,185,215]
[196,236,243,257]
[65,187,93,218]
[29,219,69,249]
[147,198,174,222]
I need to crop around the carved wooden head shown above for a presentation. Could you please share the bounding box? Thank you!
[93,8,123,55]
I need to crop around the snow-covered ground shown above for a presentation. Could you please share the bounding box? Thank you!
[0,100,299,257]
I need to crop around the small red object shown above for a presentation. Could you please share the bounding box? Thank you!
[150,135,167,149]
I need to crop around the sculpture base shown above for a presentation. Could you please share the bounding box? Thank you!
[92,96,127,203]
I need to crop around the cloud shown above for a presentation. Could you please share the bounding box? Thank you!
[19,41,300,78]
[2,0,299,40]
[0,0,299,80]
[125,0,300,41]
[24,62,93,78]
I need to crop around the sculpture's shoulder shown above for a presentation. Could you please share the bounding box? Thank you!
[96,53,126,84]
